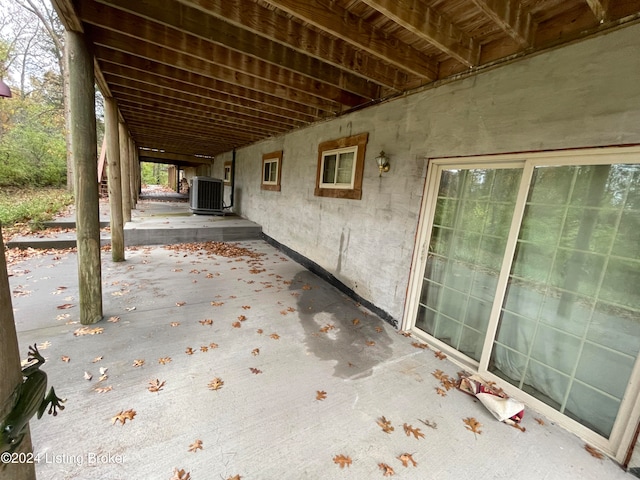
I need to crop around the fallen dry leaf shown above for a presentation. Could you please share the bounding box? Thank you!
[302,284,312,290]
[125,306,136,312]
[434,351,447,360]
[209,342,219,349]
[585,444,604,459]
[238,315,247,321]
[132,359,145,367]
[107,316,120,323]
[535,418,545,426]
[38,341,52,350]
[170,468,191,480]
[188,439,203,453]
[208,377,224,390]
[226,475,241,480]
[463,417,483,435]
[333,454,352,469]
[378,462,395,476]
[256,329,264,334]
[249,367,262,374]
[270,333,280,340]
[316,390,327,401]
[199,319,213,326]
[175,301,186,307]
[57,303,74,310]
[200,346,209,352]
[375,326,383,333]
[170,322,180,327]
[111,409,136,425]
[185,347,194,355]
[251,348,260,356]
[84,371,93,381]
[366,340,376,346]
[352,318,360,326]
[232,321,242,328]
[92,356,103,363]
[403,423,425,440]
[398,453,417,467]
[95,386,113,393]
[411,341,429,349]
[148,379,166,393]
[158,357,172,365]
[320,323,336,333]
[73,326,104,336]
[377,416,394,434]
[242,305,251,310]
[61,355,70,363]
[436,387,447,397]
[211,301,224,306]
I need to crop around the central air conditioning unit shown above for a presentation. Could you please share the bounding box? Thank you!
[189,176,225,215]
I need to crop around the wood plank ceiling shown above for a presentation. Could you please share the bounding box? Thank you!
[52,0,640,163]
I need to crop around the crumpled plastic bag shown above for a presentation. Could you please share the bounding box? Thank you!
[459,374,524,425]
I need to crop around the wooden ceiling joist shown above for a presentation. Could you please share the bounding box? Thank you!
[471,0,532,47]
[585,0,609,22]
[360,0,479,67]
[94,51,323,120]
[261,0,439,80]
[106,81,306,131]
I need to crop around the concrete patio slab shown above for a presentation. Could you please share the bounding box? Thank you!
[6,240,634,479]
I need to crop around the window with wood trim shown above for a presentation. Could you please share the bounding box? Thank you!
[223,162,232,185]
[314,133,368,199]
[261,151,282,191]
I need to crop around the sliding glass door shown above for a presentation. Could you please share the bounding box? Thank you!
[407,148,640,458]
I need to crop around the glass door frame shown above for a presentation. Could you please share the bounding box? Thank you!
[402,146,640,462]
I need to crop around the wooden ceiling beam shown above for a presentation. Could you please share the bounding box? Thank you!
[470,0,532,47]
[115,100,289,137]
[261,0,438,80]
[174,0,409,90]
[137,150,213,165]
[87,26,346,113]
[92,0,381,99]
[135,137,233,155]
[118,103,285,141]
[360,0,479,67]
[79,3,369,108]
[585,0,610,22]
[125,119,262,145]
[131,136,245,156]
[107,82,304,131]
[97,58,318,122]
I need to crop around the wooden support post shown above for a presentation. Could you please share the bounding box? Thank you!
[131,138,140,203]
[119,122,132,223]
[105,97,125,262]
[0,228,36,479]
[67,30,102,325]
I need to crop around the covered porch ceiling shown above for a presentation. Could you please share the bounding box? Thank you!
[52,0,640,160]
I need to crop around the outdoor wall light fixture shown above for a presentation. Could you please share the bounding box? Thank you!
[375,151,390,176]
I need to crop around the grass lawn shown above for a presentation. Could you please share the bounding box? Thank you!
[0,187,74,240]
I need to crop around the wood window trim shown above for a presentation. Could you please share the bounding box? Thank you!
[223,162,232,185]
[314,132,368,200]
[261,150,283,191]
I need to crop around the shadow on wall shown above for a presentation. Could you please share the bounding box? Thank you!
[290,270,393,379]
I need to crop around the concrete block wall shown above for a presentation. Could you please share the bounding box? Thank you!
[212,23,640,325]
